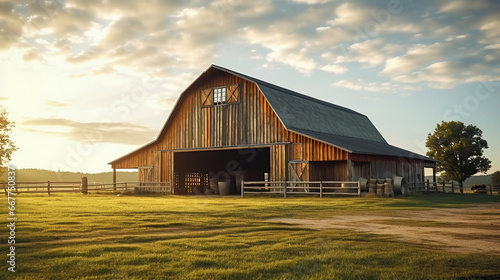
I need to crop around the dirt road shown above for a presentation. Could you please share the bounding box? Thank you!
[269,203,500,255]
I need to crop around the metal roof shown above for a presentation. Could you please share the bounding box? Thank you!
[212,65,435,161]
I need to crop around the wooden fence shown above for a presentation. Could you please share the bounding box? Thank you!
[408,180,500,195]
[1,177,171,195]
[241,181,361,198]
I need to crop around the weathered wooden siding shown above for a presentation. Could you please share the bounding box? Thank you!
[309,161,348,181]
[349,154,426,182]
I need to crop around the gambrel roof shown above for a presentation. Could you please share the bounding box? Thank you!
[211,65,434,161]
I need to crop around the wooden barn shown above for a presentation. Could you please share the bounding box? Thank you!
[109,65,436,194]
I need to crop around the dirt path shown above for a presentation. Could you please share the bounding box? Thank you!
[268,203,500,255]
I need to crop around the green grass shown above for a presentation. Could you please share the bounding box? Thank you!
[1,193,499,279]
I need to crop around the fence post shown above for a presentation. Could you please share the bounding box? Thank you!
[425,179,429,193]
[81,177,88,194]
[489,184,493,195]
[284,181,287,198]
[442,182,445,193]
[319,181,323,198]
[241,180,244,198]
[451,181,454,193]
[47,181,51,195]
[357,181,361,196]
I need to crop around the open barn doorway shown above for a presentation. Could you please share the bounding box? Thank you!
[173,147,270,195]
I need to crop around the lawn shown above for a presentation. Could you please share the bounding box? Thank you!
[1,193,500,279]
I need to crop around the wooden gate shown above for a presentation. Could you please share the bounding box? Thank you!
[288,160,309,192]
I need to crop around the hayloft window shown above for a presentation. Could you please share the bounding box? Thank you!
[201,85,239,108]
[214,87,227,105]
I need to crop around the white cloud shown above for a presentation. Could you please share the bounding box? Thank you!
[393,61,459,89]
[320,64,347,74]
[439,0,492,13]
[21,118,158,145]
[335,38,400,67]
[2,0,500,90]
[332,79,419,95]
[381,42,447,76]
[329,3,369,26]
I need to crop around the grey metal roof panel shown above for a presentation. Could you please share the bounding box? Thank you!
[257,82,387,143]
[291,128,436,161]
[212,65,387,143]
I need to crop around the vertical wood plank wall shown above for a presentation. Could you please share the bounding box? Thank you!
[349,154,427,182]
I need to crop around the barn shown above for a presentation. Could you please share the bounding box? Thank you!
[109,65,436,194]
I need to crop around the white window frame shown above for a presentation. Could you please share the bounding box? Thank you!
[213,87,227,105]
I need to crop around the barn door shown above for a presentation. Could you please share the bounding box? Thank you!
[153,151,161,182]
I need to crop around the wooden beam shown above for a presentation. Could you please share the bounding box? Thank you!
[113,168,116,191]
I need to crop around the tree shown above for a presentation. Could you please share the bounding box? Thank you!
[492,171,500,190]
[426,121,491,192]
[0,106,18,177]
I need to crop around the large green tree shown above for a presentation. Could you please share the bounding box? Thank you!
[426,121,491,191]
[0,106,18,176]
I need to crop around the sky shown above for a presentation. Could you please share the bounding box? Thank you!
[0,0,499,174]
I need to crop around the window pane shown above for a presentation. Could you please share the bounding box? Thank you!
[213,87,227,104]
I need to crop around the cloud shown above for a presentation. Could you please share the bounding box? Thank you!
[335,38,401,68]
[1,0,500,89]
[21,118,158,145]
[381,42,448,76]
[332,79,420,95]
[242,23,318,75]
[393,50,500,89]
[45,100,68,108]
[22,48,42,61]
[156,97,178,108]
[320,64,347,74]
[0,1,24,51]
[69,64,115,78]
[329,3,369,27]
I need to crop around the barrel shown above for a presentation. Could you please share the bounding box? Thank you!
[209,178,218,194]
[218,181,231,195]
[359,177,368,192]
[393,176,407,195]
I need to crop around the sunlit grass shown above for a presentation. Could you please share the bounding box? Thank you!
[0,193,499,279]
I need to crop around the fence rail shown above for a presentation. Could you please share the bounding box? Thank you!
[241,181,360,198]
[1,178,171,195]
[407,180,500,195]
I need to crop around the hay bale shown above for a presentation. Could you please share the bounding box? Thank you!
[376,183,385,197]
[368,183,377,194]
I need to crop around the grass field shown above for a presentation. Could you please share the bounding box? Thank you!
[1,193,500,279]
